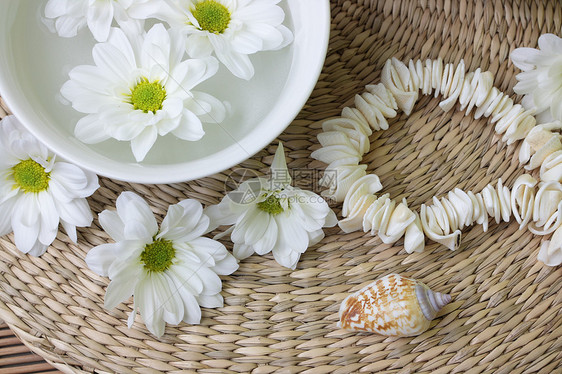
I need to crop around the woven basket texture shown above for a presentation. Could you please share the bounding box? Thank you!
[2,0,562,373]
[0,320,61,374]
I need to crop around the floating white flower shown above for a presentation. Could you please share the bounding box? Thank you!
[0,115,99,256]
[85,191,238,337]
[511,33,562,123]
[205,143,337,270]
[61,24,226,162]
[44,0,142,42]
[129,0,293,80]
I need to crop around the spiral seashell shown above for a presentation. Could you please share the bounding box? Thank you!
[338,274,451,337]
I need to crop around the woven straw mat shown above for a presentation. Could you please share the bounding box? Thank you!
[2,1,562,373]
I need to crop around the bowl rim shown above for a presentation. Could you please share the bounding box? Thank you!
[0,0,331,184]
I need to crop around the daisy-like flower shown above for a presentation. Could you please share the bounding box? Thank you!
[85,192,238,337]
[0,115,99,256]
[61,24,226,162]
[205,143,337,270]
[129,0,293,80]
[511,33,562,123]
[44,0,143,42]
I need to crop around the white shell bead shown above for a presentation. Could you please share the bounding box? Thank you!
[313,57,562,265]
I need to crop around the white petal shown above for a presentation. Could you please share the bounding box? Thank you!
[209,34,254,80]
[160,96,184,122]
[141,23,171,74]
[167,56,219,94]
[12,195,40,253]
[51,162,90,193]
[204,199,245,232]
[160,273,185,326]
[230,29,265,54]
[231,205,258,242]
[307,229,325,247]
[92,33,136,83]
[171,109,205,141]
[135,273,166,337]
[233,243,254,259]
[116,192,158,240]
[128,0,183,24]
[277,212,309,254]
[131,126,158,162]
[27,241,49,257]
[196,293,223,309]
[101,107,146,141]
[104,267,140,310]
[167,262,204,296]
[62,76,114,114]
[270,142,291,186]
[0,197,16,236]
[167,268,202,324]
[74,114,111,143]
[230,207,265,245]
[235,2,285,25]
[538,34,562,54]
[45,0,68,18]
[252,217,278,255]
[185,34,214,58]
[510,47,541,71]
[134,275,161,335]
[188,237,237,275]
[98,210,126,242]
[56,198,93,228]
[194,266,223,296]
[37,191,59,246]
[158,199,208,242]
[271,24,293,51]
[87,2,114,42]
[85,242,121,276]
[185,91,226,123]
[55,16,86,38]
[272,245,300,270]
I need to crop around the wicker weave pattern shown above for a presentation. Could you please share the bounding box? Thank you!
[1,1,562,373]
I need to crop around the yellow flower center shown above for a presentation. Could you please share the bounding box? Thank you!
[12,159,50,193]
[192,0,231,34]
[130,79,166,113]
[257,194,285,215]
[140,238,176,273]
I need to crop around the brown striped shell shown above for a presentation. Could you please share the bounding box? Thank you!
[338,274,451,337]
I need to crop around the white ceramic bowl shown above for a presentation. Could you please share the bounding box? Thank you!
[0,0,330,184]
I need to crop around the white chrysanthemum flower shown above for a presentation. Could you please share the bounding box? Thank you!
[85,191,238,337]
[61,24,226,162]
[0,115,99,256]
[511,33,562,123]
[44,0,143,42]
[129,0,293,80]
[205,143,337,270]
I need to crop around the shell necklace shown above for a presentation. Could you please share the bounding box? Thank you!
[312,57,562,265]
